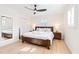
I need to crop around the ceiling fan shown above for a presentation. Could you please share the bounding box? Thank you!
[25,4,47,14]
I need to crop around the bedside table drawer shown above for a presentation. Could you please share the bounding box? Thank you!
[54,32,61,40]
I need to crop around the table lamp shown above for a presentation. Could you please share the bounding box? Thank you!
[54,24,60,32]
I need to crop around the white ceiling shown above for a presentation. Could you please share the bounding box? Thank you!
[0,4,66,17]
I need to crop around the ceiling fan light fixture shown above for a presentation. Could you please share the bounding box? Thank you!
[34,11,36,14]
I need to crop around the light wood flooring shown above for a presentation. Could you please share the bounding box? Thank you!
[0,40,71,54]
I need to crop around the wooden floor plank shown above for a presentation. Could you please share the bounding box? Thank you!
[0,40,71,54]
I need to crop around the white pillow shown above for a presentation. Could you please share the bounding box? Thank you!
[36,28,51,32]
[46,28,51,32]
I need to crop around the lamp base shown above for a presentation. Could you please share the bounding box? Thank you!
[55,30,59,33]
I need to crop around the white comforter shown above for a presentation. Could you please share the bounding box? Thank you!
[2,30,12,34]
[23,31,54,45]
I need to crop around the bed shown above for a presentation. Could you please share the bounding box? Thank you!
[21,26,54,49]
[2,30,12,39]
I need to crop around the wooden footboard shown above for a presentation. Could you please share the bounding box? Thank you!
[21,36,50,49]
[2,33,12,39]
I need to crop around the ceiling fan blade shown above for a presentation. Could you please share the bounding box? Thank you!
[25,4,47,15]
[25,6,34,11]
[36,9,47,12]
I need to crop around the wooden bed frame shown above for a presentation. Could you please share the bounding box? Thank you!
[2,32,12,39]
[21,26,53,49]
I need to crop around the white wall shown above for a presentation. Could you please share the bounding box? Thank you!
[31,14,64,31]
[0,5,19,47]
[30,14,64,39]
[63,5,79,53]
[19,15,33,35]
[0,18,1,38]
[0,5,36,39]
[0,5,33,47]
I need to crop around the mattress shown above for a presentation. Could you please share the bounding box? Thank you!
[2,30,12,34]
[23,31,54,45]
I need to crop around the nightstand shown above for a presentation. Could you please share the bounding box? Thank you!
[54,32,61,40]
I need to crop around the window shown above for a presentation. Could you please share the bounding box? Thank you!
[68,7,74,27]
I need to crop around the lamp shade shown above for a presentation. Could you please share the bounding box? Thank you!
[54,24,60,32]
[32,24,36,30]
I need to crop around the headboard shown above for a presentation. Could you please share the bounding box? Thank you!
[35,26,53,32]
